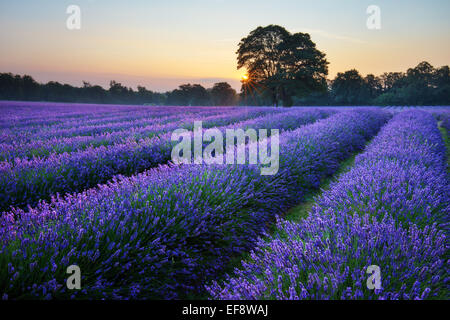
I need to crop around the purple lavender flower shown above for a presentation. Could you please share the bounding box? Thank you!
[0,107,389,299]
[207,110,448,300]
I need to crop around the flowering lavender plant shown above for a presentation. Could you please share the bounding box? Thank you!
[0,107,326,211]
[0,109,389,299]
[207,110,448,300]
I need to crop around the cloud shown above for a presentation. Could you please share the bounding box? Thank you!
[213,38,239,43]
[214,29,368,46]
[216,28,368,45]
[295,28,368,44]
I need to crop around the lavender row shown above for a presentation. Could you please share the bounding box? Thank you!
[0,109,390,299]
[0,102,270,132]
[0,101,142,120]
[1,110,182,135]
[0,108,272,160]
[207,110,448,300]
[2,107,278,144]
[441,113,450,132]
[0,106,171,130]
[0,113,188,158]
[0,101,230,126]
[0,102,170,130]
[0,108,224,144]
[0,108,327,211]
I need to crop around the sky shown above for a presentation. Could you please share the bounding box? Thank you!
[0,0,449,91]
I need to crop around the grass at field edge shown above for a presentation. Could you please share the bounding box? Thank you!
[438,120,449,173]
[203,118,447,300]
[197,144,369,299]
[287,117,449,224]
[283,154,358,223]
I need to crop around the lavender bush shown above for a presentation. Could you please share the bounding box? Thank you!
[0,108,268,157]
[0,109,389,299]
[207,110,448,300]
[0,108,328,211]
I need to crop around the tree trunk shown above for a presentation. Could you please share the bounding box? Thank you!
[280,85,293,107]
[272,88,278,107]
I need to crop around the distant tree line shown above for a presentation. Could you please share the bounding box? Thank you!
[1,25,448,106]
[236,25,449,106]
[0,74,238,106]
[275,61,447,106]
[1,61,448,107]
[238,62,450,107]
[328,61,450,106]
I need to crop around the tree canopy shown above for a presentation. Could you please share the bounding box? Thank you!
[0,73,235,106]
[237,25,329,106]
[1,23,449,109]
[210,82,237,106]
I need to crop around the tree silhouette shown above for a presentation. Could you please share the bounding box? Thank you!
[210,82,237,105]
[331,69,366,105]
[374,61,450,105]
[1,61,449,106]
[167,84,210,106]
[237,25,328,106]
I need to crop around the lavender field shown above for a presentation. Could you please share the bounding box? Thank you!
[0,101,448,300]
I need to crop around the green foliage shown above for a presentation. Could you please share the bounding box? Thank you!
[236,25,329,107]
[1,36,449,106]
[0,73,235,106]
[210,82,237,106]
[330,70,382,105]
[166,83,210,106]
[0,73,167,105]
[373,62,450,106]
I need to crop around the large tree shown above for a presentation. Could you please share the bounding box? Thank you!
[330,69,383,105]
[210,82,237,106]
[167,83,210,106]
[331,69,366,105]
[375,61,450,105]
[236,25,328,106]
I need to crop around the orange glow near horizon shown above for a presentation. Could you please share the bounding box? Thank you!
[1,1,449,92]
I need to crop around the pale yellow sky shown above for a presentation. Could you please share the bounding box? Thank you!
[1,0,449,91]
